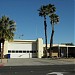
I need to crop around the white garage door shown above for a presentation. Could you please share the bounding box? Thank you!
[8,42,37,58]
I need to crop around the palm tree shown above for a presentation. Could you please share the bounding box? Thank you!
[45,4,59,57]
[38,5,48,57]
[49,14,59,56]
[38,4,57,57]
[0,15,16,59]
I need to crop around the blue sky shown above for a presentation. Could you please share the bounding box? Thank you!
[0,0,74,44]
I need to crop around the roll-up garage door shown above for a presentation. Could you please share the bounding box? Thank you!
[8,43,37,58]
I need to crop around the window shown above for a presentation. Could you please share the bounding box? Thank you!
[8,50,11,53]
[12,50,15,53]
[23,51,26,53]
[16,51,18,53]
[19,51,22,53]
[30,51,32,53]
[27,51,29,53]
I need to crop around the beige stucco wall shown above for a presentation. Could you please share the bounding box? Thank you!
[4,41,8,55]
[37,38,43,58]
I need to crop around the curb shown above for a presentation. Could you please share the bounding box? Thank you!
[0,63,4,67]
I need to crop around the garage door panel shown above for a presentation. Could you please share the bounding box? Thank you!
[8,43,32,50]
[10,53,29,58]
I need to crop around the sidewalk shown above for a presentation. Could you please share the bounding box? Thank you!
[0,58,75,66]
[0,59,7,67]
[57,58,75,62]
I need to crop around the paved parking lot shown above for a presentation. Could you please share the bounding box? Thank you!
[0,58,75,66]
[0,58,75,75]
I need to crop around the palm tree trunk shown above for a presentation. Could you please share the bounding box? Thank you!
[44,15,47,57]
[0,42,1,59]
[0,38,4,59]
[49,24,54,57]
[0,41,4,63]
[2,42,4,58]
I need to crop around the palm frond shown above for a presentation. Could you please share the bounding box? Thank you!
[50,14,59,25]
[0,15,16,41]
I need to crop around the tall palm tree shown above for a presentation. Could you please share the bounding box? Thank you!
[38,5,48,57]
[38,4,57,57]
[45,4,59,57]
[49,14,59,56]
[0,15,16,59]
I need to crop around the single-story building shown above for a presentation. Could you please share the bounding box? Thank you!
[0,38,75,58]
[0,38,43,58]
[46,44,75,58]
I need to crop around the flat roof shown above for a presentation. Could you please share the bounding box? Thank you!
[43,44,75,47]
[9,39,36,43]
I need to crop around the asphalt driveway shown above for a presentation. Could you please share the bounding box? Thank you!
[0,58,75,66]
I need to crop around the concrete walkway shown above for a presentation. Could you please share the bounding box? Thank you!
[0,58,75,66]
